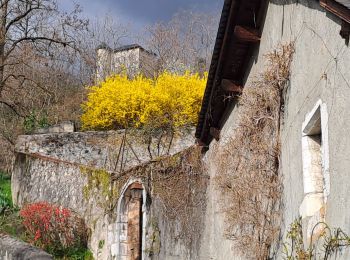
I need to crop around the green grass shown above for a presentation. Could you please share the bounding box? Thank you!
[0,170,12,214]
[0,171,24,238]
[52,247,94,260]
[0,209,25,238]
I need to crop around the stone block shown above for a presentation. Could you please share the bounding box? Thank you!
[0,234,53,260]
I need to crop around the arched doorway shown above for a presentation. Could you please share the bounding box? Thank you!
[114,179,147,260]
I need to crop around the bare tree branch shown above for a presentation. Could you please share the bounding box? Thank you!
[5,2,42,32]
[5,36,73,58]
[0,99,22,117]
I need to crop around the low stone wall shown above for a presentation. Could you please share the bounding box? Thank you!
[0,234,52,260]
[15,130,194,172]
[34,121,75,134]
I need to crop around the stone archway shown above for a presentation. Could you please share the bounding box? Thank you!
[114,179,147,260]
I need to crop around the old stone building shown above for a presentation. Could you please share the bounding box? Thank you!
[195,0,350,259]
[96,44,158,81]
[10,0,350,259]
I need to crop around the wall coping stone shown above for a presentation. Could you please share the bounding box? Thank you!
[0,234,53,260]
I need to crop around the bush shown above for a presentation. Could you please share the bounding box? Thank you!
[20,202,87,256]
[81,71,206,131]
[23,110,50,134]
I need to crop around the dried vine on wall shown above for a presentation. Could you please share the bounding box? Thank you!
[283,218,350,259]
[150,145,207,247]
[215,43,295,259]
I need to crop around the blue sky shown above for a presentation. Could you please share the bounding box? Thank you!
[60,0,223,28]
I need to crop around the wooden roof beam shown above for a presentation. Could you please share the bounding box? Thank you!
[221,79,243,93]
[320,0,350,24]
[210,127,221,141]
[234,25,260,43]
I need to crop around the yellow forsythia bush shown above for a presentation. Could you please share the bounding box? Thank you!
[81,72,207,130]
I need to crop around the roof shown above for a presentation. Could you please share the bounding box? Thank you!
[96,42,112,51]
[335,0,350,9]
[97,43,157,56]
[114,44,146,52]
[321,0,350,24]
[196,0,350,146]
[195,0,268,145]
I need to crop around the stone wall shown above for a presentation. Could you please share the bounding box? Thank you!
[112,48,140,77]
[12,129,197,259]
[0,234,52,260]
[34,121,75,134]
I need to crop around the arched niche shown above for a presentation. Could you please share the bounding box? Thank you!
[113,179,148,260]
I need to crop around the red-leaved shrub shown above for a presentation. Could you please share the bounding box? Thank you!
[20,202,87,251]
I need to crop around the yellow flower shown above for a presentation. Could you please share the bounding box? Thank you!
[81,72,207,130]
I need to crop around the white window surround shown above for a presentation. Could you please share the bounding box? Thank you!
[299,100,329,219]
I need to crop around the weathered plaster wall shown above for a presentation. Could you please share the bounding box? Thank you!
[0,234,53,260]
[198,104,244,260]
[199,0,350,259]
[261,0,350,257]
[12,130,196,259]
[143,195,202,260]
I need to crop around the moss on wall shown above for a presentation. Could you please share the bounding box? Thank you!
[81,145,208,251]
[81,168,110,198]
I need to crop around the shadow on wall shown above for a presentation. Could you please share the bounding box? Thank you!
[221,0,347,132]
[271,0,350,44]
[270,0,343,26]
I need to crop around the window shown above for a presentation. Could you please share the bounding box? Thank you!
[300,100,329,240]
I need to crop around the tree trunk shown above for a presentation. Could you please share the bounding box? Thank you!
[0,0,8,97]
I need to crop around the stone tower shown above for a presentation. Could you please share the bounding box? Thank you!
[96,43,158,81]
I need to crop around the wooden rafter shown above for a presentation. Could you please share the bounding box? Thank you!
[221,79,243,93]
[234,25,260,43]
[209,127,221,141]
[320,0,350,24]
